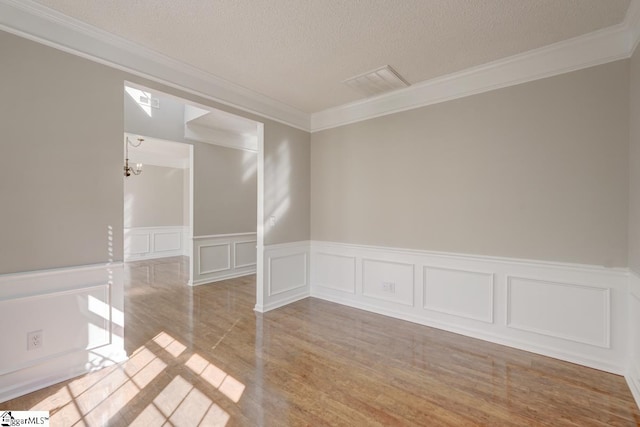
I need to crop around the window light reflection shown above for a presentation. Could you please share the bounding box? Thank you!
[30,331,237,426]
[152,331,187,358]
[186,353,246,403]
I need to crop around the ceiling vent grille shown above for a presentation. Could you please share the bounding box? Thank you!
[343,65,409,97]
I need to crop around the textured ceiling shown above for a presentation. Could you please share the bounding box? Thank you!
[34,0,631,113]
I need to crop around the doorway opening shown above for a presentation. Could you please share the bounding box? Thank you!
[123,82,263,296]
[123,135,193,280]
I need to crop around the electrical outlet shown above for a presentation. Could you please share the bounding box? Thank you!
[27,330,43,351]
[381,282,396,293]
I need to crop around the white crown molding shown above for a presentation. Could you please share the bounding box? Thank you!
[1,0,639,134]
[0,0,311,131]
[311,27,631,131]
[311,0,640,132]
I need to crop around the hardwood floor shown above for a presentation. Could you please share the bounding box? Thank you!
[3,256,639,426]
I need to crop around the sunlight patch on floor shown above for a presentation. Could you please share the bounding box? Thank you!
[185,353,246,403]
[153,331,187,358]
[28,330,242,426]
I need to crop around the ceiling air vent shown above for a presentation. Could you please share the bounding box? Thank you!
[343,65,409,97]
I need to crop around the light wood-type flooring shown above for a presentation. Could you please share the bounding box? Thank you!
[3,256,640,426]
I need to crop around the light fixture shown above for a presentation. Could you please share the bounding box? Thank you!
[124,137,143,177]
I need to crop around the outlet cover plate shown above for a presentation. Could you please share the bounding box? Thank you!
[27,330,43,351]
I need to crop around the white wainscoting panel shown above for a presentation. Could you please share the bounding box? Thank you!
[191,232,256,285]
[128,234,150,255]
[154,231,182,252]
[269,253,307,296]
[199,243,231,274]
[124,226,189,261]
[256,241,310,312]
[235,240,258,268]
[362,259,414,306]
[310,241,629,375]
[313,253,356,294]
[423,266,494,323]
[627,271,640,410]
[0,285,110,375]
[507,276,610,348]
[0,263,126,403]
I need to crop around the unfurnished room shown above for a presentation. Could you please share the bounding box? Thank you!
[1,1,640,425]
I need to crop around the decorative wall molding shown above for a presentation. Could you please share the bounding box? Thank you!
[193,232,256,240]
[0,262,126,403]
[309,240,629,375]
[255,241,310,313]
[124,226,189,261]
[314,253,356,294]
[198,243,231,275]
[1,0,640,133]
[268,253,308,296]
[0,0,309,131]
[191,232,256,286]
[506,276,610,348]
[311,4,640,131]
[0,284,111,376]
[362,258,415,306]
[234,240,259,269]
[423,266,494,323]
[627,270,640,410]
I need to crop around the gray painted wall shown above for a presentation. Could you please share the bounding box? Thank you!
[0,31,124,274]
[0,30,310,274]
[193,146,257,236]
[124,91,258,236]
[311,60,629,268]
[263,123,311,244]
[6,25,632,272]
[124,165,186,228]
[630,46,640,274]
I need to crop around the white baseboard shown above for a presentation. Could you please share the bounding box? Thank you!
[124,226,190,261]
[310,241,629,375]
[255,289,310,313]
[191,232,257,286]
[256,241,310,313]
[0,262,127,403]
[190,270,255,286]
